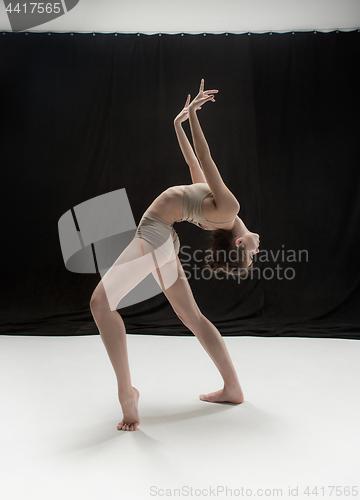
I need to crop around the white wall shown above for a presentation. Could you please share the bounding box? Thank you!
[0,0,359,33]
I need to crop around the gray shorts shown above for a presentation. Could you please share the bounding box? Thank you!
[133,211,180,260]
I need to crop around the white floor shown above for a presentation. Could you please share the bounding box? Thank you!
[0,333,359,500]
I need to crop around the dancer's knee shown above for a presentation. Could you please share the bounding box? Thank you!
[90,289,111,316]
[178,309,206,331]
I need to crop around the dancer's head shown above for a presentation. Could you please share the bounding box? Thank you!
[205,228,260,276]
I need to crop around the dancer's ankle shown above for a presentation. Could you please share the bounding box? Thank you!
[224,380,242,392]
[118,385,135,399]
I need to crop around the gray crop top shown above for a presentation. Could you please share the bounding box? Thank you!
[181,183,237,230]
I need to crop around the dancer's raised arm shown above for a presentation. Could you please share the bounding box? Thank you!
[174,94,206,184]
[188,79,239,213]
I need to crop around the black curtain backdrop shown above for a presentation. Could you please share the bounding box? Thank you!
[1,31,359,339]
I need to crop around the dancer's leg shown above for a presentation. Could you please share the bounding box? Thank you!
[90,237,173,430]
[152,255,244,403]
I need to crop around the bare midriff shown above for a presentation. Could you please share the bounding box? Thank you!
[146,186,186,224]
[146,185,237,230]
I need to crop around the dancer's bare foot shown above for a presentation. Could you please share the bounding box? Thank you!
[117,386,140,431]
[199,385,244,404]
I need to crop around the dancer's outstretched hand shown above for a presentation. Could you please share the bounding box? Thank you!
[174,94,201,124]
[189,79,218,110]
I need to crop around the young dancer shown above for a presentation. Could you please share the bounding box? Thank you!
[90,79,260,431]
